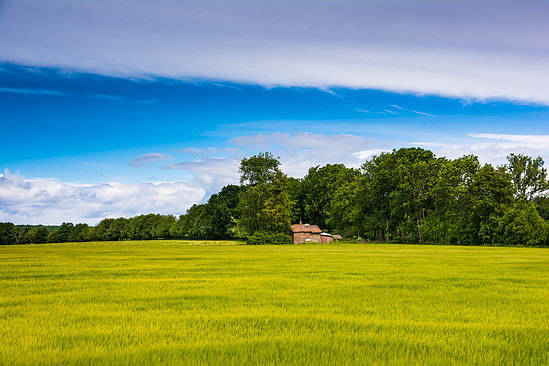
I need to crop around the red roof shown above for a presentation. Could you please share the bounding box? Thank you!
[291,223,322,233]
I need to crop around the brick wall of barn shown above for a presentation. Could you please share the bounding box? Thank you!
[293,232,321,244]
[320,235,333,244]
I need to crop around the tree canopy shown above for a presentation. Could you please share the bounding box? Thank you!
[2,148,548,246]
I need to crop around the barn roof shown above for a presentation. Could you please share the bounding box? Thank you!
[291,223,322,233]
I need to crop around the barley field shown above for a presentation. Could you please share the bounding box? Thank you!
[1,241,548,365]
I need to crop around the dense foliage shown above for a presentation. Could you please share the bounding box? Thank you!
[247,232,292,245]
[1,148,548,245]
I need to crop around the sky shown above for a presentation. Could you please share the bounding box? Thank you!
[1,0,548,225]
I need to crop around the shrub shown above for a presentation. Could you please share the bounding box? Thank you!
[247,232,292,245]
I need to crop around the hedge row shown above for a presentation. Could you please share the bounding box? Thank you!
[247,232,292,245]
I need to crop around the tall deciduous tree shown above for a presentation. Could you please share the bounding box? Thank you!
[359,151,398,241]
[261,170,292,234]
[239,152,280,186]
[464,165,514,244]
[301,164,360,231]
[237,152,291,236]
[505,153,548,201]
[0,222,17,245]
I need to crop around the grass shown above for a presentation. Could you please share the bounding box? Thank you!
[1,241,548,365]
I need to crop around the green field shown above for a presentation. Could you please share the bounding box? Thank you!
[1,241,548,365]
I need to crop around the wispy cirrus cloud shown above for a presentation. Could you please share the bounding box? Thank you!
[173,147,239,157]
[386,104,437,117]
[89,93,124,101]
[411,110,436,117]
[0,87,67,96]
[128,153,172,167]
[1,1,547,104]
[87,93,156,104]
[356,104,436,117]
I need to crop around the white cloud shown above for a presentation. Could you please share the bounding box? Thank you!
[163,157,241,193]
[0,170,205,225]
[229,133,379,176]
[1,1,547,104]
[411,110,436,117]
[414,134,549,165]
[353,149,392,161]
[467,134,549,149]
[4,132,548,225]
[128,153,172,167]
[163,133,380,195]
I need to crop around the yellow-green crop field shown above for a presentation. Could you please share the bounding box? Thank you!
[1,241,548,365]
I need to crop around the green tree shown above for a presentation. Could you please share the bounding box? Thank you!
[33,227,50,244]
[236,153,291,236]
[326,173,361,237]
[209,185,244,238]
[422,155,480,244]
[463,165,513,244]
[359,152,398,241]
[287,177,305,224]
[238,152,281,235]
[239,152,280,186]
[0,222,18,245]
[358,148,436,242]
[495,200,548,246]
[69,223,91,242]
[505,154,548,201]
[301,164,360,231]
[533,196,549,221]
[261,170,292,234]
[185,204,209,239]
[390,148,436,243]
[93,218,129,241]
[127,214,171,240]
[47,223,74,243]
[237,185,264,235]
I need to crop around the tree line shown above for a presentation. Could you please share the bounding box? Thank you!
[1,148,548,246]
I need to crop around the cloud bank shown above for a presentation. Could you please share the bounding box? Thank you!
[414,134,549,165]
[0,170,205,225]
[3,131,549,224]
[229,133,380,177]
[1,1,547,104]
[164,132,549,197]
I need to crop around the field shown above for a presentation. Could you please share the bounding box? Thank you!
[1,241,548,365]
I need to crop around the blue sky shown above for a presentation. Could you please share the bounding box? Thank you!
[1,0,548,224]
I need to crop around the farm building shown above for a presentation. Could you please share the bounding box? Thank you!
[291,222,339,244]
[290,223,322,244]
[320,232,334,244]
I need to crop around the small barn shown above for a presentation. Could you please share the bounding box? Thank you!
[320,232,334,244]
[291,223,322,244]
